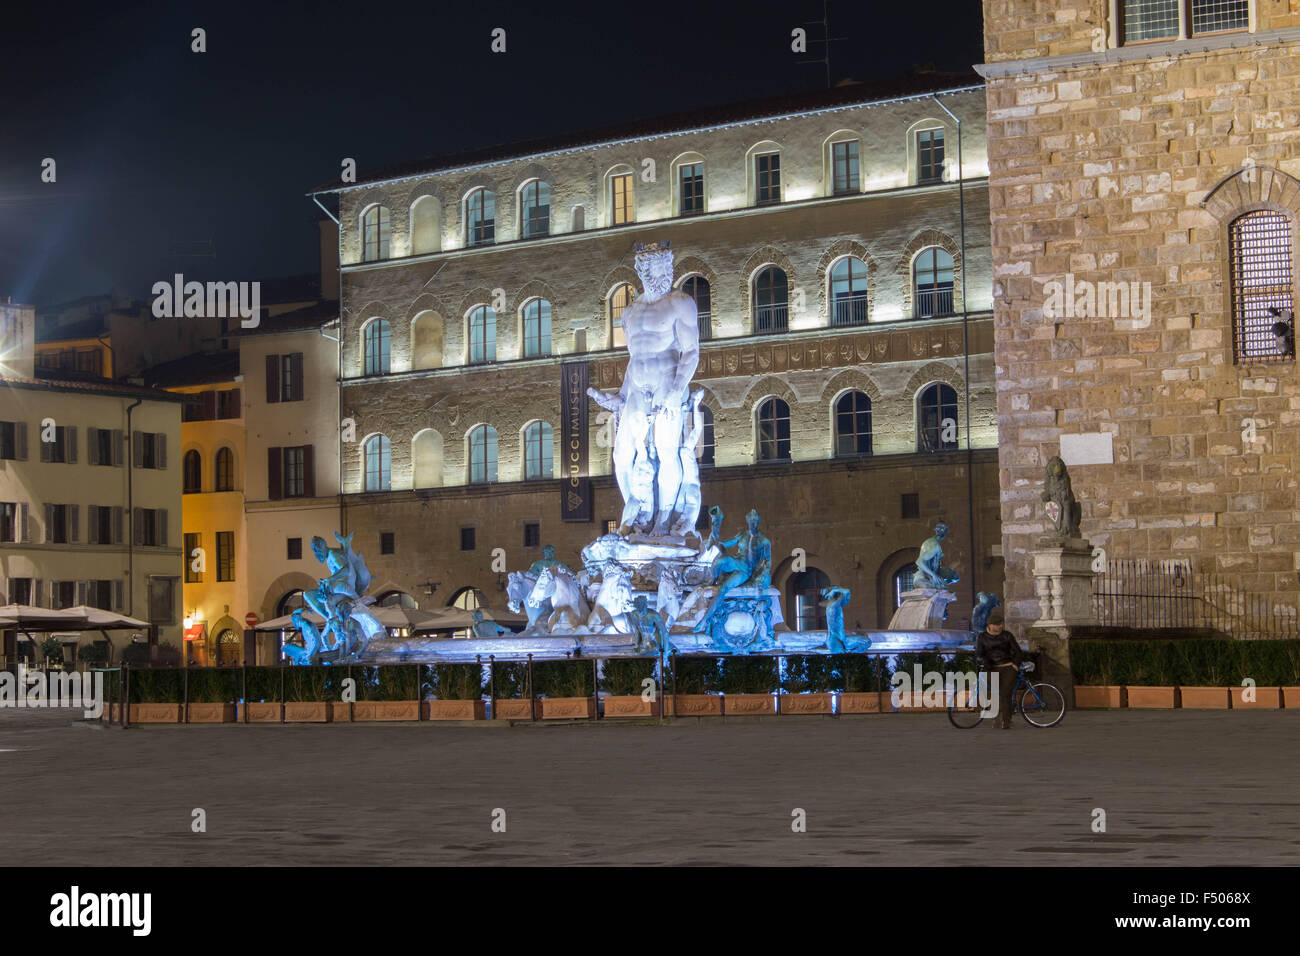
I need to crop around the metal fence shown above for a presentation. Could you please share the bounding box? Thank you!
[1092,559,1298,639]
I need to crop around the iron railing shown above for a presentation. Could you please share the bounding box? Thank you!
[754,304,789,334]
[1092,559,1298,639]
[915,286,954,318]
[831,294,869,327]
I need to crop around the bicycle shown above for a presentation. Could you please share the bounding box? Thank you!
[947,661,1066,729]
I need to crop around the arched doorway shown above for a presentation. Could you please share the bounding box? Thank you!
[216,627,241,666]
[787,568,831,632]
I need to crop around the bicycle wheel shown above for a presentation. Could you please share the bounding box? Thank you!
[948,684,986,729]
[1019,682,1066,728]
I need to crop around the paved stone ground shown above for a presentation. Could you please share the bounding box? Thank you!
[1,708,1297,866]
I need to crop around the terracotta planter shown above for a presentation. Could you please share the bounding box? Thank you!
[778,692,833,715]
[353,700,420,721]
[493,698,540,720]
[664,693,723,716]
[540,697,597,719]
[186,702,236,723]
[837,692,884,714]
[243,702,282,723]
[1124,686,1177,709]
[423,699,486,720]
[1280,687,1300,708]
[284,702,329,722]
[129,703,181,723]
[891,690,949,711]
[725,693,777,715]
[1073,685,1125,708]
[602,695,660,718]
[1232,686,1281,709]
[1178,686,1230,709]
[327,701,352,722]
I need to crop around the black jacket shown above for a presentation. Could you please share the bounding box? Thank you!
[976,629,1023,668]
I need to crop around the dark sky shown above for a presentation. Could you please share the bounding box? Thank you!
[0,0,982,309]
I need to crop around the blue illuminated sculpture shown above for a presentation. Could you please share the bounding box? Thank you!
[284,532,385,664]
[822,586,852,653]
[972,592,1001,633]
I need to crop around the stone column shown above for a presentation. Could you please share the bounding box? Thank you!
[1026,535,1094,707]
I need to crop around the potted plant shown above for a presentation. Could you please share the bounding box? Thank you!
[354,665,421,720]
[424,663,487,720]
[534,659,596,719]
[837,654,889,713]
[778,655,834,714]
[1227,639,1289,709]
[284,667,332,722]
[1121,641,1178,708]
[1173,640,1230,709]
[185,668,238,722]
[491,661,538,720]
[720,656,778,715]
[127,668,182,723]
[1071,642,1126,708]
[890,652,955,711]
[242,667,283,722]
[39,636,64,670]
[599,657,660,717]
[665,655,723,716]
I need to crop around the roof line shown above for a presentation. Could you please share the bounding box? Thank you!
[308,83,984,197]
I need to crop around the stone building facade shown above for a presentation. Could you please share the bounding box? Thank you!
[315,77,1004,630]
[980,1,1300,628]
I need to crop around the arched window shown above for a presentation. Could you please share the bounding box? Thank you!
[276,590,305,617]
[892,563,917,612]
[410,195,440,254]
[756,397,791,462]
[789,568,831,632]
[609,284,636,348]
[523,421,553,480]
[376,590,418,608]
[522,299,552,358]
[830,257,869,326]
[361,205,390,262]
[682,275,712,341]
[364,434,391,491]
[466,188,495,247]
[835,391,873,457]
[520,180,550,239]
[917,383,959,452]
[1230,210,1296,363]
[183,450,201,494]
[451,586,482,611]
[468,425,498,484]
[753,267,789,333]
[468,306,497,364]
[698,404,715,466]
[215,447,234,492]
[363,319,391,376]
[914,247,955,318]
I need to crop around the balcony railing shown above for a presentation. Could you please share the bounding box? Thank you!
[915,285,954,318]
[754,304,788,334]
[697,311,713,341]
[831,294,868,327]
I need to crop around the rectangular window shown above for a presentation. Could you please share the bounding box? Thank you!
[93,505,113,544]
[135,507,166,547]
[1231,210,1296,364]
[283,446,305,498]
[280,354,300,402]
[134,431,166,470]
[610,174,633,225]
[832,141,859,194]
[1122,0,1180,41]
[217,388,241,419]
[40,425,75,464]
[917,129,945,184]
[48,504,69,543]
[184,532,203,583]
[380,531,395,555]
[0,421,16,460]
[287,537,303,560]
[216,531,235,582]
[604,519,618,536]
[94,428,114,466]
[1122,1,1248,43]
[523,522,540,548]
[680,163,704,215]
[755,153,781,205]
[901,493,920,520]
[52,581,76,610]
[149,576,177,625]
[8,577,32,605]
[0,501,15,542]
[460,527,476,551]
[87,580,113,611]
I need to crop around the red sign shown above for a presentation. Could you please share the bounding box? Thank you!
[183,624,205,642]
[245,613,259,628]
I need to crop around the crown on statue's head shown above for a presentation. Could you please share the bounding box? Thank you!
[633,240,672,259]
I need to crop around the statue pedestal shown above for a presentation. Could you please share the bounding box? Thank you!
[705,586,784,651]
[1030,536,1093,627]
[888,588,957,631]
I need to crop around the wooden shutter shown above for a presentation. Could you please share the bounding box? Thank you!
[159,509,167,547]
[113,580,123,611]
[267,447,282,500]
[303,444,315,497]
[157,433,166,469]
[77,581,89,606]
[67,426,77,463]
[88,505,98,544]
[266,354,281,403]
[44,504,53,542]
[132,431,143,468]
[112,429,123,466]
[69,505,78,542]
[229,387,242,417]
[112,506,123,544]
[201,390,217,420]
[15,421,27,460]
[33,579,43,608]
[290,353,304,401]
[19,502,29,542]
[40,432,51,462]
[87,427,99,466]
[133,508,143,546]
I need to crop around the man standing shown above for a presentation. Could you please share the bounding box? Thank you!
[976,608,1022,729]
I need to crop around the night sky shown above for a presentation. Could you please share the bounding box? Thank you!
[0,0,982,308]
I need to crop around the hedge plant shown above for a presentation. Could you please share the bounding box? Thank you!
[1071,639,1300,686]
[128,668,182,703]
[720,656,778,694]
[427,663,486,700]
[531,660,595,698]
[489,661,530,698]
[186,668,239,703]
[599,657,657,696]
[671,655,723,694]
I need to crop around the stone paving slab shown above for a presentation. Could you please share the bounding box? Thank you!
[1,708,1296,866]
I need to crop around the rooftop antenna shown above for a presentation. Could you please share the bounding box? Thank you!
[800,0,850,89]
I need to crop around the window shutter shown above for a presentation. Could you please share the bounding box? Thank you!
[33,579,44,608]
[113,506,123,544]
[132,431,143,468]
[266,354,280,403]
[40,433,51,462]
[67,426,77,463]
[88,505,98,544]
[157,433,166,469]
[44,504,52,542]
[77,581,89,606]
[230,387,242,417]
[291,353,305,401]
[15,421,27,460]
[159,509,167,547]
[303,444,315,497]
[112,429,123,466]
[201,390,217,420]
[268,447,283,500]
[133,508,143,546]
[19,502,29,542]
[113,579,123,611]
[70,505,78,542]
[87,428,99,466]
